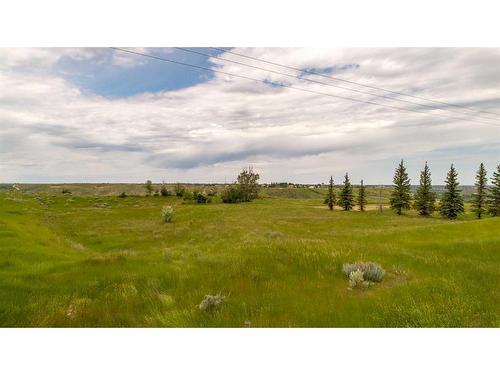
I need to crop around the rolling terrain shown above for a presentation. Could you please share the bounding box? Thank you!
[0,186,498,327]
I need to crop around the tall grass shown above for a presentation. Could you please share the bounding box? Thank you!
[0,191,498,327]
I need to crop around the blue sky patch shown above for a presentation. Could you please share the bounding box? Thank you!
[56,48,217,98]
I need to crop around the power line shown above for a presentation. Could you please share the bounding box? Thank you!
[110,47,498,127]
[210,47,500,118]
[175,47,498,123]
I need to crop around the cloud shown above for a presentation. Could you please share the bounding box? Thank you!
[0,47,499,184]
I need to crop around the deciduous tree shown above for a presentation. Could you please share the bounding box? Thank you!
[237,166,260,202]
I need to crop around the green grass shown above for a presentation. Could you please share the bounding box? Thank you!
[0,190,498,327]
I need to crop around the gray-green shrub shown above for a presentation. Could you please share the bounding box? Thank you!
[342,262,385,282]
[199,294,225,311]
[161,205,173,223]
[348,269,365,288]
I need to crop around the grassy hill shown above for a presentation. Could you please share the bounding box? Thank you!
[0,190,498,327]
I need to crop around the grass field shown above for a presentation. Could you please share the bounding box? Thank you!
[0,187,498,327]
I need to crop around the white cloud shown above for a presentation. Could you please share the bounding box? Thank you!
[1,48,499,184]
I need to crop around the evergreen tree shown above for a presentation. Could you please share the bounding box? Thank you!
[488,164,500,216]
[439,164,464,219]
[390,160,412,215]
[413,162,436,216]
[357,179,367,211]
[472,163,488,219]
[326,176,335,210]
[339,173,354,211]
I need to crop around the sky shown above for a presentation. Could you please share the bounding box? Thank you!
[1,47,499,184]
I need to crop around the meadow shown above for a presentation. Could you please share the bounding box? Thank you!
[0,185,498,327]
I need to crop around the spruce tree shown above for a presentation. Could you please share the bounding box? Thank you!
[472,163,488,219]
[339,173,354,211]
[439,164,464,219]
[488,164,500,216]
[326,176,335,210]
[390,160,412,215]
[357,179,367,211]
[413,162,436,216]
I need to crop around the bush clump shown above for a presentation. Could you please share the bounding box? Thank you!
[182,191,193,201]
[199,294,225,311]
[221,185,241,203]
[348,269,365,288]
[193,191,209,204]
[118,192,127,198]
[161,205,173,223]
[342,262,385,282]
[174,184,185,197]
[206,188,217,197]
[160,185,171,196]
[182,190,211,204]
[221,167,260,204]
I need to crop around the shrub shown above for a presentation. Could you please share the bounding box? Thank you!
[221,167,260,204]
[144,180,153,196]
[363,263,385,282]
[199,294,225,311]
[118,192,127,198]
[236,167,260,202]
[160,185,171,196]
[175,184,185,197]
[348,269,365,288]
[221,185,241,203]
[161,205,173,223]
[182,191,193,201]
[342,262,385,282]
[193,191,209,204]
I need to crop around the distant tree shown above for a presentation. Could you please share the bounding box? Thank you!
[339,173,354,211]
[439,164,464,219]
[413,162,436,216]
[160,184,171,197]
[472,163,488,219]
[144,180,153,196]
[174,183,185,197]
[357,179,367,211]
[236,166,260,202]
[222,167,260,203]
[326,176,335,210]
[488,164,500,216]
[390,160,412,215]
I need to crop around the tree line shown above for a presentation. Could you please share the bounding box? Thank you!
[326,161,500,220]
